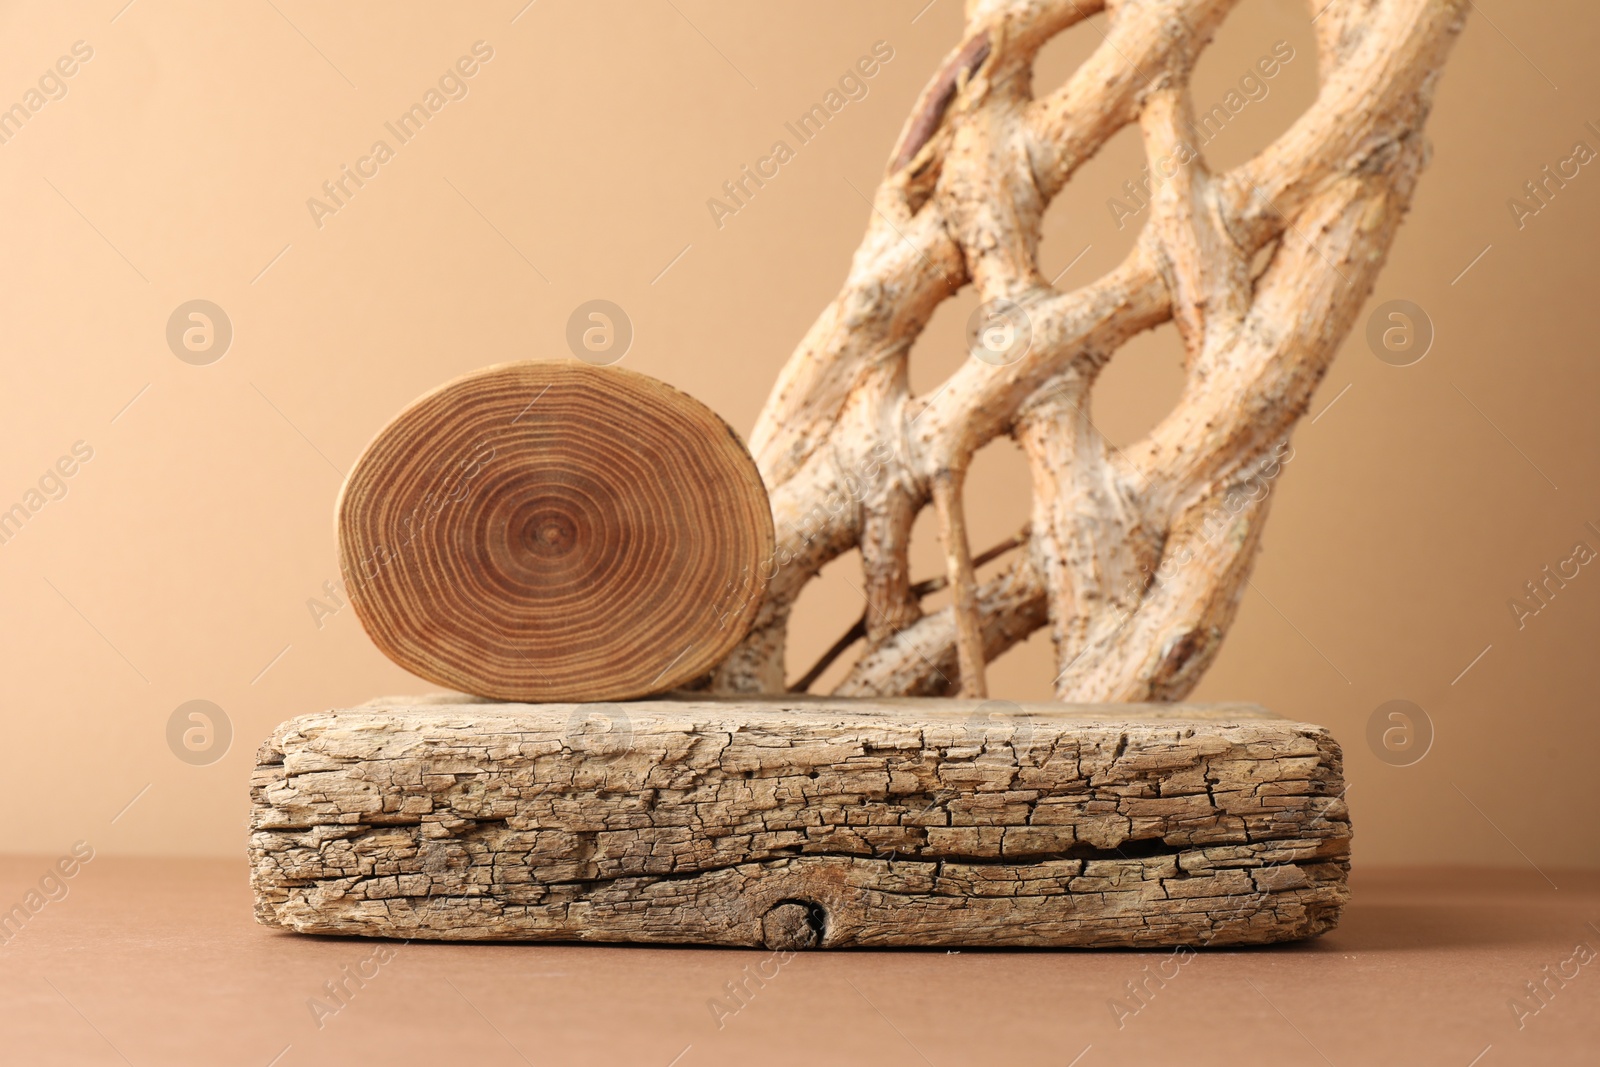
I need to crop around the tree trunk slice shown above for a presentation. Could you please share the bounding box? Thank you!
[337,362,774,702]
[250,696,1350,948]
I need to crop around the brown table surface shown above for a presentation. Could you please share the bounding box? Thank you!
[0,858,1594,1066]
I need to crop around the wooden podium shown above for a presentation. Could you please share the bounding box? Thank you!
[249,695,1349,949]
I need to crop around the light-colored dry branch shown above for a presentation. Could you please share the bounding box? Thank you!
[250,696,1350,948]
[713,0,1467,699]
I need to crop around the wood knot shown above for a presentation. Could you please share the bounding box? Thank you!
[761,900,826,951]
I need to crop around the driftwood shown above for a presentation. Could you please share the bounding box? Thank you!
[716,0,1469,699]
[250,696,1349,948]
[336,362,773,702]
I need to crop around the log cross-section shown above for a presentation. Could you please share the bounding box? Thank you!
[336,361,775,703]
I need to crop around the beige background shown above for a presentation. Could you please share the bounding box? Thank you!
[0,0,1593,871]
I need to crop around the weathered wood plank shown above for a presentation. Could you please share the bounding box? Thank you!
[249,696,1350,948]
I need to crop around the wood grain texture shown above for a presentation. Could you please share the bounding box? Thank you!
[250,696,1350,948]
[337,362,774,702]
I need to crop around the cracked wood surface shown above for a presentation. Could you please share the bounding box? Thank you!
[250,696,1349,948]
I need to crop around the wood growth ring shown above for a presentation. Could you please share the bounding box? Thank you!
[337,361,774,702]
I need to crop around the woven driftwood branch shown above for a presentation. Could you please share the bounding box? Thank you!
[250,696,1350,948]
[714,0,1468,698]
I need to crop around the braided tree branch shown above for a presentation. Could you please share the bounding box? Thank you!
[713,0,1469,700]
